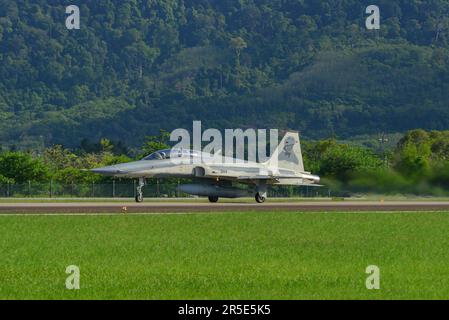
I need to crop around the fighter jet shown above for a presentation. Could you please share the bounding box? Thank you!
[92,131,321,203]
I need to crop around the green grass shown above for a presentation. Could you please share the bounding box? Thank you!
[1,211,449,300]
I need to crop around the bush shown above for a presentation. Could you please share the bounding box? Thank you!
[0,152,50,183]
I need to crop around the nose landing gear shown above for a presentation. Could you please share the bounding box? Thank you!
[255,182,267,203]
[135,178,145,203]
[255,192,266,203]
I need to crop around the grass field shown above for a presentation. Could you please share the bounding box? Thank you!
[1,211,449,299]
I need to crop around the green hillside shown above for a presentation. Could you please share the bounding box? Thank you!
[1,0,449,148]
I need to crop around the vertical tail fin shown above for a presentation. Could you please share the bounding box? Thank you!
[267,131,305,173]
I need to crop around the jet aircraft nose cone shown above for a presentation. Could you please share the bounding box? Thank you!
[91,166,124,175]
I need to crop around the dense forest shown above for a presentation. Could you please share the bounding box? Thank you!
[0,0,449,149]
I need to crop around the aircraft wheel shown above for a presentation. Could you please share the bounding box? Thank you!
[255,193,266,203]
[135,193,143,203]
[208,196,219,203]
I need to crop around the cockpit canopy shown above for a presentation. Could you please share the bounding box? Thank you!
[143,148,200,161]
[143,149,171,160]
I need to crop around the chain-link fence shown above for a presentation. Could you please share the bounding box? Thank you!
[0,180,333,198]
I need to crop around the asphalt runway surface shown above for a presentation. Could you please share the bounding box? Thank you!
[0,201,449,214]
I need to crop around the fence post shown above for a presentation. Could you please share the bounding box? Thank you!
[50,179,53,198]
[92,182,95,198]
[28,180,31,197]
[7,181,9,197]
[112,180,115,198]
[133,180,136,198]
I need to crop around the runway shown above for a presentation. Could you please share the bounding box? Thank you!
[1,201,449,214]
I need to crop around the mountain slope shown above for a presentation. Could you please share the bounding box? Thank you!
[0,0,449,148]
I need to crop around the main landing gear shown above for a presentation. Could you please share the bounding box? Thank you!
[208,196,219,203]
[208,194,265,203]
[135,178,145,203]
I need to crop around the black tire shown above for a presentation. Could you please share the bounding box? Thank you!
[255,193,266,203]
[135,193,143,203]
[208,196,219,203]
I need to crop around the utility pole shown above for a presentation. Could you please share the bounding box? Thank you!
[112,180,116,198]
[378,133,389,167]
[133,180,136,198]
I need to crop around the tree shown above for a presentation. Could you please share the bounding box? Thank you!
[0,152,50,183]
[100,138,114,153]
[141,130,171,156]
[230,37,247,67]
[123,41,160,78]
[53,167,97,184]
[306,140,382,181]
